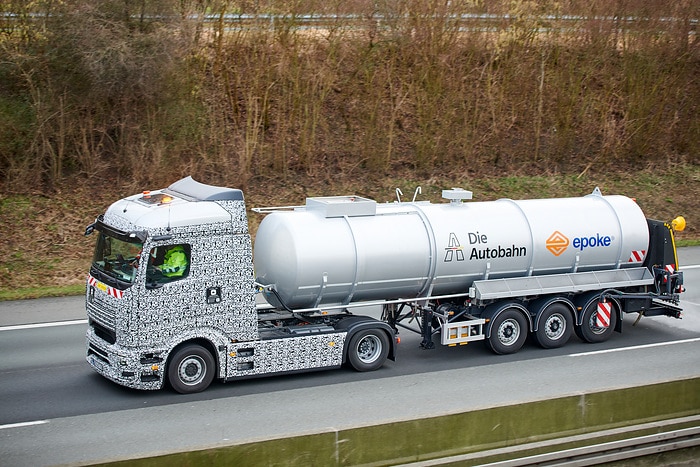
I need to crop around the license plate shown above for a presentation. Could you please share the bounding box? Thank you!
[89,355,104,371]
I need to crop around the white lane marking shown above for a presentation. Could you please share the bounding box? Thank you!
[569,337,700,357]
[0,263,696,331]
[0,420,49,430]
[0,319,88,332]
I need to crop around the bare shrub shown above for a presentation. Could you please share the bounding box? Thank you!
[0,0,697,192]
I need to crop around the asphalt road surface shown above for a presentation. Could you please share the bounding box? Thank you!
[1,247,699,466]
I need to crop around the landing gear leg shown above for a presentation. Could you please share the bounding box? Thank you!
[420,307,435,349]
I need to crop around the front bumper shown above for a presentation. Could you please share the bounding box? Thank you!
[86,327,165,391]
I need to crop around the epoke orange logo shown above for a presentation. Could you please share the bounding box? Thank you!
[546,231,569,256]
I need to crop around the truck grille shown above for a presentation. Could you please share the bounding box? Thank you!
[87,301,116,330]
[88,342,110,364]
[91,321,117,345]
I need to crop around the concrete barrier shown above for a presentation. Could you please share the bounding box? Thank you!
[102,377,700,466]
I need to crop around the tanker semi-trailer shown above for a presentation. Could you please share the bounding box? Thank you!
[84,177,686,393]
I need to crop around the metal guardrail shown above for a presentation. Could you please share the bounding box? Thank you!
[401,414,700,466]
[484,427,700,466]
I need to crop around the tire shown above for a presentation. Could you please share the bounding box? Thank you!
[486,308,528,355]
[168,344,216,394]
[534,303,573,349]
[346,329,390,372]
[576,299,618,343]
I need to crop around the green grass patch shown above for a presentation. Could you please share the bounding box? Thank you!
[0,284,86,301]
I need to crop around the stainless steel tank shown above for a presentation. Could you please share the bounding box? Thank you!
[253,188,650,309]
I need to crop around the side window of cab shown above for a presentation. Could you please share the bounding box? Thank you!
[146,244,191,288]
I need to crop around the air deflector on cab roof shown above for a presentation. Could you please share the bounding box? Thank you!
[165,176,244,202]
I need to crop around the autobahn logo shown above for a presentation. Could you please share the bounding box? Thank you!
[444,233,465,261]
[546,231,569,256]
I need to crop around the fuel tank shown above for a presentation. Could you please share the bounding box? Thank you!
[253,188,649,309]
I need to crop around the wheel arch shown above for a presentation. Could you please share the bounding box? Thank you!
[334,316,397,363]
[167,337,221,379]
[529,296,576,332]
[574,291,623,333]
[482,301,532,338]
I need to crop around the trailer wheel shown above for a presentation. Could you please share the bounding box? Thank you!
[534,303,573,349]
[347,329,390,372]
[168,344,215,394]
[576,300,618,344]
[486,308,528,355]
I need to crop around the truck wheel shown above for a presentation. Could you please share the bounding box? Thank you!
[168,344,215,394]
[347,329,389,372]
[486,308,528,355]
[534,303,573,349]
[576,300,618,344]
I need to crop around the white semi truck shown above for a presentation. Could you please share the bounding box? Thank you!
[84,177,686,393]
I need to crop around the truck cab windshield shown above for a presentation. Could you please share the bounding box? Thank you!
[91,232,143,288]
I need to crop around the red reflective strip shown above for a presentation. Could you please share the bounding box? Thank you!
[88,276,124,299]
[107,287,124,299]
[628,250,646,262]
[596,302,611,328]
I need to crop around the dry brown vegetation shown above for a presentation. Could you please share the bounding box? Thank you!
[1,165,698,299]
[0,0,698,297]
